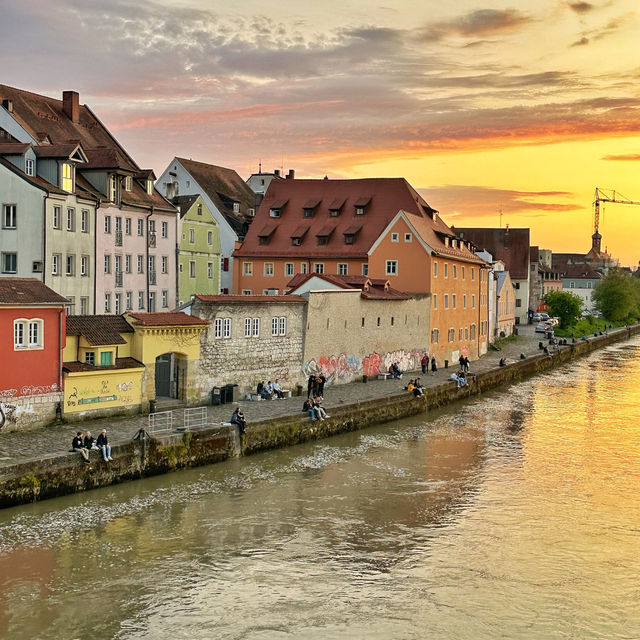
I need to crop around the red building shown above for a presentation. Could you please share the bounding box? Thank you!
[0,278,67,430]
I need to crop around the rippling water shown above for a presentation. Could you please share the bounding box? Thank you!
[1,340,640,639]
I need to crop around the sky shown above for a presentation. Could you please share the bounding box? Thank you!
[2,0,640,264]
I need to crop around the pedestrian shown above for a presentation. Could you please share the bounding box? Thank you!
[307,374,316,398]
[430,356,437,375]
[96,429,112,461]
[71,431,90,464]
[317,374,326,398]
[231,406,247,434]
[459,354,465,370]
[421,354,428,375]
[463,356,470,372]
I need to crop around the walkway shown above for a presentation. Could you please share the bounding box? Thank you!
[0,327,545,468]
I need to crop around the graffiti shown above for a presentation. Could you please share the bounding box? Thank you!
[362,352,383,377]
[0,389,17,400]
[101,380,109,394]
[78,395,117,405]
[19,384,58,396]
[273,368,291,383]
[117,381,134,392]
[0,402,33,429]
[382,349,425,374]
[69,387,78,401]
[119,395,133,404]
[303,353,361,384]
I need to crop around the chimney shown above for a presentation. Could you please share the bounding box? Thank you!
[62,91,79,123]
[286,169,295,180]
[274,169,280,177]
[2,99,13,113]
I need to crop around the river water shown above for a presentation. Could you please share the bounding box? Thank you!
[1,340,639,639]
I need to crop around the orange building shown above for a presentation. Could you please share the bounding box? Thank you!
[232,177,437,295]
[369,210,490,363]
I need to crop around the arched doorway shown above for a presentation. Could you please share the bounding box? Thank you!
[155,353,187,400]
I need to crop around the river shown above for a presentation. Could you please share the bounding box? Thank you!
[1,339,639,639]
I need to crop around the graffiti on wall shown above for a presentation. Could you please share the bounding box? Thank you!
[0,401,35,430]
[0,384,58,400]
[303,349,427,383]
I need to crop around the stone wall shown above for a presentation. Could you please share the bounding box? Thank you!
[0,392,62,432]
[191,298,307,397]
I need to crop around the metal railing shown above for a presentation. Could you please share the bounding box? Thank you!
[184,406,208,430]
[148,410,173,434]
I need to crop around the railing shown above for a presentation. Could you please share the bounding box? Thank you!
[148,232,157,248]
[115,230,123,246]
[149,270,157,285]
[184,406,208,430]
[115,271,123,287]
[148,410,173,434]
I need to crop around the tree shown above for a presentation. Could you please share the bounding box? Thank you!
[543,290,582,329]
[592,270,640,321]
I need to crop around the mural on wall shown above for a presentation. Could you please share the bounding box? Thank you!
[303,349,427,383]
[64,375,142,412]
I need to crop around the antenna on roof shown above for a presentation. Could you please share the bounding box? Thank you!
[258,160,262,173]
[499,204,503,228]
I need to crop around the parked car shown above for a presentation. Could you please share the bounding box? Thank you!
[532,312,550,323]
[535,322,550,333]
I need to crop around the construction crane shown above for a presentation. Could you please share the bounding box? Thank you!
[593,187,640,236]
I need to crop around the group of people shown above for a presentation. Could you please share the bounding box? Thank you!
[302,397,330,420]
[420,355,438,375]
[388,363,403,379]
[406,379,424,396]
[306,374,326,399]
[70,429,112,463]
[231,406,247,434]
[256,379,286,400]
[450,371,469,387]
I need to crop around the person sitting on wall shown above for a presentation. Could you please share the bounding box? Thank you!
[71,431,90,464]
[84,430,99,451]
[303,398,319,420]
[407,379,415,392]
[520,353,526,360]
[231,406,247,435]
[499,358,506,367]
[257,381,269,400]
[389,363,403,379]
[313,397,329,420]
[264,381,274,399]
[272,379,285,399]
[413,379,424,397]
[96,429,112,462]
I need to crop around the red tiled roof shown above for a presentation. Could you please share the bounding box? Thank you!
[0,278,68,305]
[285,273,352,290]
[234,177,436,259]
[194,294,306,304]
[328,197,346,210]
[66,315,133,345]
[126,312,209,326]
[303,197,321,209]
[285,273,410,300]
[290,224,310,239]
[63,357,144,373]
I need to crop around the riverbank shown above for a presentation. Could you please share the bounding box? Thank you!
[1,325,638,508]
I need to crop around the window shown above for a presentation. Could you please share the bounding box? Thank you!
[301,263,308,274]
[207,230,213,245]
[65,208,75,231]
[587,281,592,289]
[81,209,89,233]
[472,294,476,308]
[243,262,253,276]
[264,262,274,277]
[125,176,132,191]
[197,203,203,216]
[53,206,61,229]
[452,294,457,309]
[463,294,467,309]
[189,261,196,278]
[14,320,25,349]
[453,264,457,278]
[223,317,231,338]
[279,316,286,335]
[138,291,145,310]
[84,351,95,366]
[161,256,168,274]
[115,293,122,314]
[25,158,34,176]
[570,281,575,288]
[338,263,348,275]
[444,263,448,278]
[362,264,368,276]
[391,232,399,242]
[459,328,463,340]
[431,328,439,343]
[162,222,168,238]
[404,233,412,242]
[100,351,113,366]
[2,252,17,274]
[81,255,89,277]
[62,163,73,192]
[285,262,294,277]
[137,255,144,274]
[162,290,168,308]
[470,324,476,340]
[208,262,214,278]
[515,299,522,307]
[233,202,240,213]
[188,228,195,244]
[52,253,60,275]
[125,255,132,273]
[125,292,132,310]
[148,291,156,312]
[448,328,455,342]
[386,260,398,276]
[272,317,279,336]
[242,290,252,295]
[433,261,438,278]
[244,317,252,337]
[444,294,449,309]
[148,255,155,276]
[104,216,111,234]
[462,266,465,279]
[433,294,437,309]
[355,206,365,216]
[471,268,475,281]
[314,263,324,274]
[148,220,156,233]
[109,175,117,202]
[66,297,75,316]
[215,318,223,338]
[104,254,111,274]
[104,293,111,313]
[3,204,16,229]
[137,219,144,236]
[125,218,132,235]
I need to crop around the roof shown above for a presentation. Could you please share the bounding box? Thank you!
[0,278,68,305]
[175,158,257,234]
[194,294,307,304]
[560,264,603,279]
[496,271,511,296]
[66,315,133,346]
[0,142,31,155]
[126,311,210,326]
[0,156,68,196]
[285,273,411,300]
[63,357,144,373]
[233,177,437,259]
[172,194,200,218]
[452,227,530,278]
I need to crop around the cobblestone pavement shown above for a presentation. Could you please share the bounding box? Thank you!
[0,325,562,468]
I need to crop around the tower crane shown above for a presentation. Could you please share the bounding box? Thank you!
[593,187,640,236]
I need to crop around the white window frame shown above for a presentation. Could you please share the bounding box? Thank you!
[391,232,399,243]
[285,262,294,277]
[404,233,412,242]
[314,263,324,274]
[253,317,260,337]
[272,317,279,336]
[279,316,286,336]
[13,319,26,349]
[3,204,16,229]
[104,293,111,313]
[104,215,111,234]
[223,317,231,338]
[189,228,195,244]
[338,263,348,275]
[385,260,398,276]
[244,317,252,338]
[66,207,75,231]
[243,261,253,276]
[25,158,34,176]
[264,262,274,277]
[433,261,438,278]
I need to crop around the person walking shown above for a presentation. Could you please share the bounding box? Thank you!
[430,356,437,375]
[307,375,316,398]
[421,354,428,375]
[96,429,112,461]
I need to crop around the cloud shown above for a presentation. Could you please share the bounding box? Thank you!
[602,154,640,161]
[568,2,594,13]
[421,9,531,41]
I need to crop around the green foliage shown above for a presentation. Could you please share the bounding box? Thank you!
[543,290,583,329]
[592,270,640,321]
[554,316,614,338]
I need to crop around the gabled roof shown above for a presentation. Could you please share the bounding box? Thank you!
[452,227,530,278]
[496,271,511,296]
[174,158,256,234]
[172,194,200,218]
[126,311,209,326]
[0,142,31,155]
[193,294,306,304]
[286,273,411,300]
[0,278,68,305]
[34,143,86,161]
[66,315,134,346]
[234,177,437,259]
[0,156,68,196]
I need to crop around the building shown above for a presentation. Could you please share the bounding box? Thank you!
[232,177,438,295]
[495,268,516,338]
[559,266,602,313]
[529,246,562,313]
[173,195,221,305]
[453,227,531,325]
[246,167,286,205]
[287,273,429,383]
[156,158,257,294]
[0,278,67,430]
[0,85,177,315]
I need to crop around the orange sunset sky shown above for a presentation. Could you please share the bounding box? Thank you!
[3,0,640,264]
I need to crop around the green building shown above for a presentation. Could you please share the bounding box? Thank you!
[174,195,221,305]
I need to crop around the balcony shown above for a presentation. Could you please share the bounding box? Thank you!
[148,232,157,248]
[115,271,123,288]
[115,230,123,246]
[149,270,157,286]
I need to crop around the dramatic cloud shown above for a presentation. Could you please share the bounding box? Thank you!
[568,2,595,13]
[420,9,531,41]
[602,154,640,161]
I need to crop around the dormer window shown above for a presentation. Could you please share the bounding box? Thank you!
[328,197,345,217]
[233,202,240,213]
[316,225,335,246]
[290,224,309,246]
[343,224,362,245]
[354,196,371,215]
[444,237,450,247]
[302,198,321,218]
[258,224,276,246]
[62,163,74,192]
[125,176,132,191]
[270,208,281,218]
[109,175,118,203]
[146,179,153,195]
[25,158,34,176]
[269,198,288,218]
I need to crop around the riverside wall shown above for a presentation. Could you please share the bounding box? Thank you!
[1,325,638,509]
